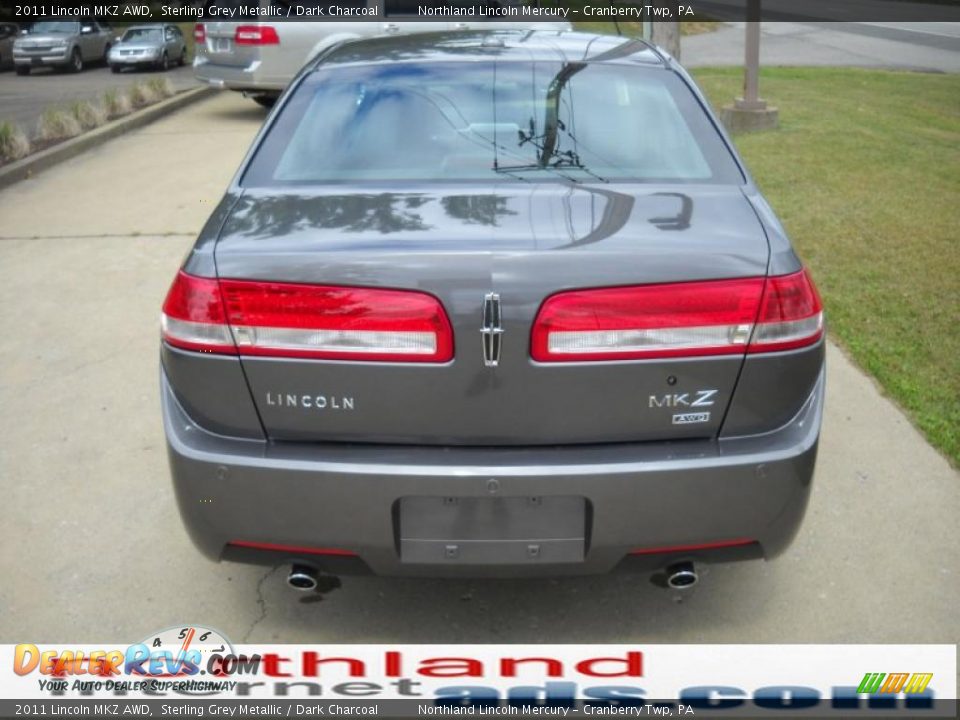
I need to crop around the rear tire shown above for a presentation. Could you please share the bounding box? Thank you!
[102,43,112,66]
[110,64,121,74]
[179,49,187,66]
[15,66,30,76]
[253,95,277,109]
[158,52,168,71]
[69,48,83,73]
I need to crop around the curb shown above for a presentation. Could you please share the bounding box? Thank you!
[0,86,216,192]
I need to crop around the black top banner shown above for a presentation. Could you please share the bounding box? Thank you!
[2,0,960,24]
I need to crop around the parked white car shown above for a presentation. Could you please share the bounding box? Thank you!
[193,0,570,106]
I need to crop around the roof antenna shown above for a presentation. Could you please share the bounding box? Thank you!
[613,21,623,36]
[492,61,499,172]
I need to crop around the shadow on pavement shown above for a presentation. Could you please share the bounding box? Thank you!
[237,559,772,643]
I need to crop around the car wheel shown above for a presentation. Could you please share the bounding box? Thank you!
[179,49,187,67]
[253,95,277,109]
[70,48,83,73]
[102,43,112,66]
[159,52,168,71]
[15,66,30,76]
[110,64,121,74]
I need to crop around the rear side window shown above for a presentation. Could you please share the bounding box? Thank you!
[243,62,742,186]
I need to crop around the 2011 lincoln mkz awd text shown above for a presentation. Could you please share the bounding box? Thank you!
[160,30,825,591]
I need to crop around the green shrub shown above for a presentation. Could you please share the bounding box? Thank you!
[0,121,31,162]
[103,89,133,119]
[146,76,175,100]
[35,109,82,142]
[128,82,158,108]
[70,100,108,130]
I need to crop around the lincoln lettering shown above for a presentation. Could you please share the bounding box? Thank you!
[266,393,355,410]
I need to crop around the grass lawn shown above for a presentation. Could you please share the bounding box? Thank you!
[691,67,960,465]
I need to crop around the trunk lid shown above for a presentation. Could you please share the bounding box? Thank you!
[214,183,769,445]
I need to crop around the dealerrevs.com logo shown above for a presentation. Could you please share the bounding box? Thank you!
[13,625,261,693]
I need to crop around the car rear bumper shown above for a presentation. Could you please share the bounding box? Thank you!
[163,368,823,577]
[193,56,285,93]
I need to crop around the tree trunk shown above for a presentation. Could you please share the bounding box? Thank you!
[651,22,681,61]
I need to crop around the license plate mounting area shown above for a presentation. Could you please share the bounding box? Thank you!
[398,496,587,565]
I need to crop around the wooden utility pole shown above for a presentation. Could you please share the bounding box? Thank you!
[651,22,680,61]
[719,0,779,132]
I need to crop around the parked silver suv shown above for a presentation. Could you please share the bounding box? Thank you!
[13,20,114,75]
[194,1,570,106]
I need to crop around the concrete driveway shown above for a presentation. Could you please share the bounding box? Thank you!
[0,94,957,656]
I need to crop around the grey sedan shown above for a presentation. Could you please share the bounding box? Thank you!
[161,30,825,591]
[108,23,187,73]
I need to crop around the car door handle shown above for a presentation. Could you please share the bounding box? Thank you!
[383,23,401,33]
[453,22,469,29]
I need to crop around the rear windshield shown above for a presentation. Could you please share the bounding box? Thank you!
[122,28,161,42]
[27,22,80,34]
[242,62,743,186]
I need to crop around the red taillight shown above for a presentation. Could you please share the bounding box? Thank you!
[193,23,205,44]
[161,271,234,355]
[531,277,765,362]
[234,25,280,45]
[748,268,824,353]
[161,270,453,363]
[531,269,823,362]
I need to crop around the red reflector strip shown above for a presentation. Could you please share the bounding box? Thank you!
[629,538,755,555]
[228,541,357,557]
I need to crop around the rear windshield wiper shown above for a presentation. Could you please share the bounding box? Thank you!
[494,152,609,184]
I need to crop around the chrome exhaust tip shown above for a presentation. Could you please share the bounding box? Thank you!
[287,564,319,592]
[666,561,698,590]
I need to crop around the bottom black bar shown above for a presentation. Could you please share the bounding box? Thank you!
[0,699,956,718]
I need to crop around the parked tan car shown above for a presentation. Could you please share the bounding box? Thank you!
[194,0,570,106]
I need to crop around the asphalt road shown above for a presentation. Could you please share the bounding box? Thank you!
[684,20,960,72]
[0,94,957,658]
[0,61,198,134]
